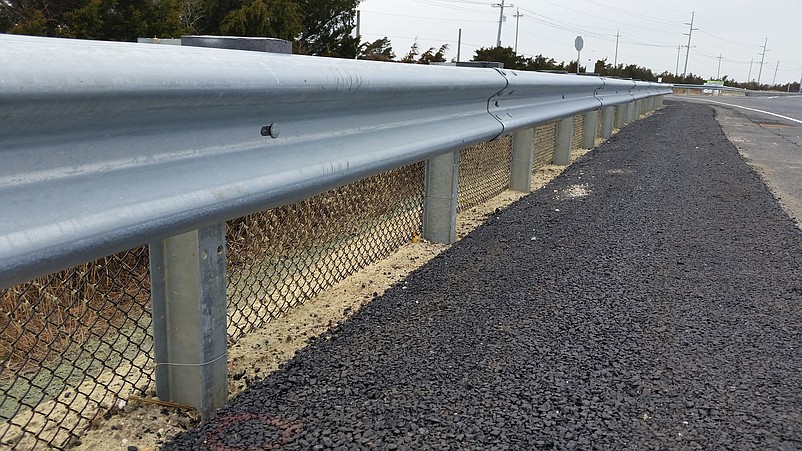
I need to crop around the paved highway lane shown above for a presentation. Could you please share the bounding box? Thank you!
[670,95,802,225]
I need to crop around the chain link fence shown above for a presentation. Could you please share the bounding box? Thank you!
[572,114,586,150]
[226,163,425,341]
[0,114,597,449]
[457,137,513,212]
[0,248,153,449]
[533,122,559,170]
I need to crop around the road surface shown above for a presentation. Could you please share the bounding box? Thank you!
[673,94,802,225]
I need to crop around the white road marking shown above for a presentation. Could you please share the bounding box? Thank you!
[699,99,802,125]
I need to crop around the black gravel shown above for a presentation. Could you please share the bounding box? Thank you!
[164,102,802,450]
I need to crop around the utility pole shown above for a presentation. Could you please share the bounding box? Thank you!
[354,10,361,60]
[758,38,768,85]
[682,11,697,77]
[748,58,753,82]
[675,45,681,76]
[457,29,462,62]
[614,31,620,67]
[772,61,780,85]
[514,9,523,54]
[716,54,723,79]
[492,0,512,48]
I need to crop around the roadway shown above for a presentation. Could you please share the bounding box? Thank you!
[670,94,802,225]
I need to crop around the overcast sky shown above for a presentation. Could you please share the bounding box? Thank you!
[358,0,802,85]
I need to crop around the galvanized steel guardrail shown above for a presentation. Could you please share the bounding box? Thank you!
[0,34,671,419]
[0,34,670,289]
[672,83,802,97]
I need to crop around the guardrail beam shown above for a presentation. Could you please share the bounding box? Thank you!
[423,150,460,244]
[510,128,535,192]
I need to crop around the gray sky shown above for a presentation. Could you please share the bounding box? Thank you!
[358,0,802,85]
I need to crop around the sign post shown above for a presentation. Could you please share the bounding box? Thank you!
[575,36,584,74]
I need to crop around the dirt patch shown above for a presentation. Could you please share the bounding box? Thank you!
[68,147,592,451]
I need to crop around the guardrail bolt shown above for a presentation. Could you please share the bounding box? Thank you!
[261,123,280,138]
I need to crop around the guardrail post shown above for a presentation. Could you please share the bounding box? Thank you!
[614,104,626,129]
[553,116,574,166]
[601,106,615,139]
[625,101,636,125]
[150,225,228,419]
[423,150,460,243]
[510,128,535,192]
[582,110,599,149]
[148,35,293,419]
[657,96,664,108]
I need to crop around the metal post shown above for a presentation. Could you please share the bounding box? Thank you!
[582,110,598,149]
[148,35,293,419]
[423,150,460,244]
[602,106,615,138]
[150,225,228,419]
[625,101,636,125]
[657,96,664,108]
[510,128,535,192]
[553,117,574,166]
[614,104,626,129]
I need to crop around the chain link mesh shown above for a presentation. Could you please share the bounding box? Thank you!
[596,109,604,139]
[0,118,576,448]
[571,114,585,150]
[457,137,513,212]
[226,163,425,340]
[0,248,153,449]
[533,122,558,170]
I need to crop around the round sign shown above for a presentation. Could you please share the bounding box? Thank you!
[575,36,584,52]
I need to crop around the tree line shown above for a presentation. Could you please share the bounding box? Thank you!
[1,2,796,91]
[0,0,360,56]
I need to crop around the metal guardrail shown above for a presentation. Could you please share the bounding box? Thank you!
[0,34,670,290]
[0,33,671,438]
[672,83,802,97]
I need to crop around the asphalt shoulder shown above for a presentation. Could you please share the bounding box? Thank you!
[165,102,802,451]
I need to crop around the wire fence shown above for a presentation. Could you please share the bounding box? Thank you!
[457,136,513,212]
[534,122,559,170]
[0,114,599,449]
[572,114,586,150]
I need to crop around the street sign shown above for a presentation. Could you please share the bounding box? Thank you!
[575,36,584,52]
